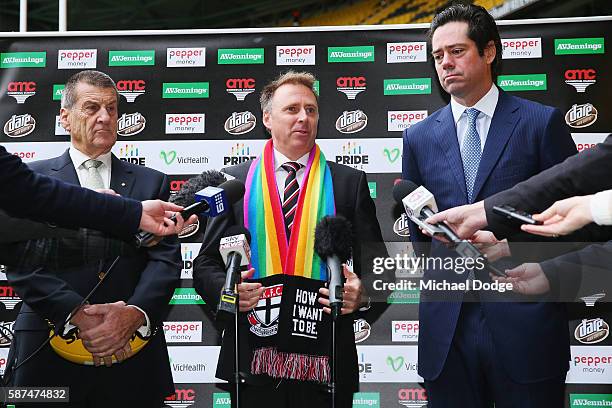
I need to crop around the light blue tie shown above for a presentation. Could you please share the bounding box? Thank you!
[461,108,481,203]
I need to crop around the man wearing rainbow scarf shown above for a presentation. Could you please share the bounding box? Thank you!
[194,72,385,407]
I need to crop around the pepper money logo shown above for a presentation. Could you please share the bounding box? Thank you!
[565,103,598,128]
[565,69,597,93]
[224,111,257,135]
[386,42,427,63]
[575,318,610,344]
[57,49,97,69]
[117,80,146,103]
[6,81,36,103]
[337,76,366,100]
[276,45,315,65]
[167,47,206,67]
[555,38,605,55]
[226,78,256,101]
[1,52,46,68]
[3,114,36,138]
[501,38,542,59]
[218,48,264,64]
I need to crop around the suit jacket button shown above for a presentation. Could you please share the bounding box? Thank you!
[98,271,106,279]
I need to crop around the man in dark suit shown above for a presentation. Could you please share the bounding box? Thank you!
[5,70,181,407]
[401,4,577,407]
[193,72,384,408]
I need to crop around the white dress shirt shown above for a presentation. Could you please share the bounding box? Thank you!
[451,84,500,151]
[273,148,311,200]
[591,190,612,225]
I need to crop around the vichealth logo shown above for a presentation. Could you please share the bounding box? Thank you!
[218,48,264,64]
[108,50,155,66]
[555,38,605,55]
[1,52,46,68]
[384,78,431,95]
[497,74,547,91]
[328,46,375,63]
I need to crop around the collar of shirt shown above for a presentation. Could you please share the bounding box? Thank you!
[273,147,310,199]
[68,146,113,189]
[451,84,499,151]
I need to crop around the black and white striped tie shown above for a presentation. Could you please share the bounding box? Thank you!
[281,161,302,239]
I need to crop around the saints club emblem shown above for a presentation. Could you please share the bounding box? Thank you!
[247,284,283,337]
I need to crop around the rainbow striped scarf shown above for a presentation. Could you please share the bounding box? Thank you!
[244,140,335,281]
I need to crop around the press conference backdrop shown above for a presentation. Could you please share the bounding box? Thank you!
[1,16,611,407]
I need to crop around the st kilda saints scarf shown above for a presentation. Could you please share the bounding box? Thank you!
[242,140,334,382]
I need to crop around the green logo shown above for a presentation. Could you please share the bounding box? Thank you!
[1,52,46,68]
[555,38,605,55]
[218,48,264,64]
[169,288,205,305]
[108,50,155,66]
[353,392,380,408]
[388,289,420,304]
[368,182,377,199]
[313,80,320,96]
[383,147,400,163]
[162,82,209,98]
[570,394,612,407]
[160,150,177,165]
[386,355,404,372]
[384,78,431,95]
[497,74,547,91]
[53,84,65,101]
[213,392,232,408]
[328,46,375,63]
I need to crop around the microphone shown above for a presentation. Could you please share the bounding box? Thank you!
[393,180,506,277]
[314,216,353,320]
[217,226,252,317]
[134,174,245,247]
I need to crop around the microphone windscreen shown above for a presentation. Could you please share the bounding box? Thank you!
[171,170,227,206]
[392,180,419,204]
[223,225,252,244]
[218,179,246,205]
[314,215,353,263]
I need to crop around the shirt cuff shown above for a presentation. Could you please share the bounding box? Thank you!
[590,191,612,226]
[128,304,151,337]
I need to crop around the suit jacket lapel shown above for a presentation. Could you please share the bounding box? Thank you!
[50,149,80,185]
[110,155,136,197]
[472,91,520,200]
[434,105,468,202]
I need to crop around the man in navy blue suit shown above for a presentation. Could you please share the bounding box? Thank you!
[6,71,180,407]
[402,3,577,407]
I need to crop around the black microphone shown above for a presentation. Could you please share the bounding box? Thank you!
[217,226,252,317]
[314,216,353,320]
[393,180,506,277]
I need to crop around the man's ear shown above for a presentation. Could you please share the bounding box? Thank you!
[484,40,496,64]
[262,111,271,132]
[59,108,70,132]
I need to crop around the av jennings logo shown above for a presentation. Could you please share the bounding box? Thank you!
[384,78,431,95]
[337,76,366,99]
[224,143,257,166]
[555,38,605,55]
[169,288,205,305]
[164,388,196,408]
[336,110,367,134]
[353,392,380,408]
[501,38,542,59]
[1,52,46,68]
[57,49,96,69]
[570,394,612,408]
[162,82,209,99]
[226,78,255,101]
[328,46,375,63]
[224,111,257,135]
[165,114,205,134]
[497,74,547,91]
[0,285,21,310]
[565,103,598,128]
[398,388,427,408]
[3,114,36,138]
[565,69,597,93]
[575,318,610,344]
[117,80,146,103]
[276,45,315,65]
[388,111,428,132]
[167,47,206,67]
[52,84,64,101]
[117,143,146,166]
[212,392,231,408]
[218,48,264,64]
[163,321,203,344]
[108,50,155,66]
[336,141,368,168]
[387,42,427,63]
[117,113,146,136]
[6,81,36,103]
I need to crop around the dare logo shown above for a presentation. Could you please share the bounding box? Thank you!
[0,321,14,347]
[565,103,598,128]
[575,318,610,344]
[337,76,366,100]
[335,110,367,134]
[117,112,146,136]
[398,388,427,408]
[116,79,146,102]
[224,111,257,135]
[164,388,196,408]
[3,114,36,138]
[353,318,371,343]
[226,78,256,101]
[0,285,21,310]
[7,81,36,103]
[564,69,597,93]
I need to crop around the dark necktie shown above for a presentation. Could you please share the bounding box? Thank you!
[281,162,302,239]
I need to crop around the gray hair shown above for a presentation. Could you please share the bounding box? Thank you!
[61,70,118,108]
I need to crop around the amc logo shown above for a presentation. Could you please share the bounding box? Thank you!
[117,79,145,91]
[170,179,188,193]
[336,76,366,87]
[165,388,196,408]
[226,78,255,89]
[565,69,596,80]
[8,81,36,92]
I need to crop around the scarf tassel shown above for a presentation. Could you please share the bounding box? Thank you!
[251,347,330,383]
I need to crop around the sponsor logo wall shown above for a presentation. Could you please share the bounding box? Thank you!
[1,18,610,405]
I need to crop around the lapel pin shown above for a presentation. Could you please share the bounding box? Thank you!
[121,182,127,187]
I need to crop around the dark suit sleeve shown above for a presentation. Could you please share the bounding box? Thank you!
[127,174,181,326]
[0,145,141,238]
